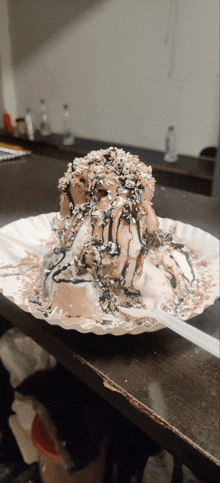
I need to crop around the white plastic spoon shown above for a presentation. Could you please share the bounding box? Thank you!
[119,304,219,358]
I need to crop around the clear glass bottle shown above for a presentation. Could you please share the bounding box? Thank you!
[25,108,35,141]
[62,104,75,145]
[164,126,178,163]
[39,99,51,136]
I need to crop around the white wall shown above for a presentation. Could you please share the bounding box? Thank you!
[5,0,219,156]
[0,61,4,128]
[0,0,17,125]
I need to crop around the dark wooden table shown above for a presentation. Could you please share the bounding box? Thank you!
[0,131,215,195]
[0,154,219,481]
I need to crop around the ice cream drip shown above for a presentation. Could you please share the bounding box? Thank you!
[40,147,197,321]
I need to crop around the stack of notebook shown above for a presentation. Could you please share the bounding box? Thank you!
[0,143,31,162]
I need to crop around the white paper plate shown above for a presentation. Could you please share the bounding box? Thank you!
[0,213,219,335]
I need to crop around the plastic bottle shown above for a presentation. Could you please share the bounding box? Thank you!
[3,110,14,135]
[164,126,178,163]
[39,99,51,136]
[62,104,75,146]
[25,108,35,141]
[16,118,26,138]
[32,415,106,483]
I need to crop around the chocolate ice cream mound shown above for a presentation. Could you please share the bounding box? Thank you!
[41,147,196,321]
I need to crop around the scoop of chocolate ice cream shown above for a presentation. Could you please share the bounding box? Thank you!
[40,147,195,320]
[55,147,158,296]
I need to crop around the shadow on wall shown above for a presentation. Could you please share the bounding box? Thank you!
[8,0,101,65]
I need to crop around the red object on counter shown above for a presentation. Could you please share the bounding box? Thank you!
[3,111,14,135]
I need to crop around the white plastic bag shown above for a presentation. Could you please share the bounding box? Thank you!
[0,327,56,388]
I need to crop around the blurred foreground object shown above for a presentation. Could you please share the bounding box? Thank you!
[0,142,31,161]
[32,414,105,483]
[0,327,56,388]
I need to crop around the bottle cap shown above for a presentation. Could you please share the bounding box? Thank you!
[32,415,60,461]
[168,126,174,131]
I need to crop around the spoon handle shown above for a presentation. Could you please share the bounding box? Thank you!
[119,305,219,358]
[155,306,219,358]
